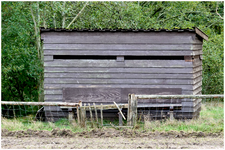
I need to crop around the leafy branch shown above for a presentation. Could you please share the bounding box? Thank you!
[216,2,223,20]
[66,1,89,29]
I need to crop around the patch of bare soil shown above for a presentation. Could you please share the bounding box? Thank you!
[1,128,224,149]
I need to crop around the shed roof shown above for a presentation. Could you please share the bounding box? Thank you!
[40,27,208,41]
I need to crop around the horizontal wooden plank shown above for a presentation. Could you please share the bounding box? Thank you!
[63,88,121,103]
[44,78,194,85]
[44,67,195,74]
[44,89,62,95]
[181,103,201,112]
[44,84,193,90]
[43,88,194,96]
[181,99,201,107]
[45,111,67,117]
[193,55,201,61]
[43,44,201,50]
[192,50,203,56]
[193,86,202,95]
[44,55,53,61]
[193,71,202,78]
[45,111,121,118]
[193,66,202,73]
[137,104,182,108]
[45,95,62,100]
[44,72,193,79]
[44,50,195,56]
[44,106,62,111]
[41,32,201,44]
[193,60,202,67]
[45,99,62,102]
[44,60,192,68]
[63,88,182,103]
[193,76,202,84]
[193,81,202,90]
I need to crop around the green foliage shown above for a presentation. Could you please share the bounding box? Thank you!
[202,33,224,94]
[2,2,43,102]
[1,1,224,103]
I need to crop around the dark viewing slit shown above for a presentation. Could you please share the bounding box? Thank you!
[53,55,184,60]
[124,56,184,60]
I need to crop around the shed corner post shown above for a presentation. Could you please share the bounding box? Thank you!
[127,94,138,126]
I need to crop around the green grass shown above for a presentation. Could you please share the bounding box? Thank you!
[1,117,86,133]
[140,102,224,133]
[1,102,223,133]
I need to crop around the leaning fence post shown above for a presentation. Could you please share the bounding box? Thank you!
[127,94,138,126]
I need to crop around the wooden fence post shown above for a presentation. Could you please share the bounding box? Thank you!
[169,106,174,121]
[101,103,103,126]
[68,108,73,122]
[127,94,137,126]
[77,106,80,125]
[93,103,98,122]
[80,103,86,128]
[119,112,123,126]
[88,103,94,127]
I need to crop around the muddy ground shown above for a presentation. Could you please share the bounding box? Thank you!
[1,128,224,149]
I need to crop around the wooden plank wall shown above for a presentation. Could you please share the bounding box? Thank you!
[42,31,203,121]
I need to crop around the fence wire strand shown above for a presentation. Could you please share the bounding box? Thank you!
[1,95,224,129]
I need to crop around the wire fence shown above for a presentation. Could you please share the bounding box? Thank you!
[1,95,224,129]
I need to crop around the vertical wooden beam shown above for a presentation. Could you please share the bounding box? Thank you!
[101,103,103,126]
[127,94,132,126]
[184,56,193,62]
[169,106,174,121]
[131,94,138,126]
[68,108,73,122]
[80,103,86,128]
[127,94,138,126]
[119,111,123,126]
[93,103,98,122]
[88,103,93,127]
[77,106,80,125]
[78,102,83,127]
[116,56,124,62]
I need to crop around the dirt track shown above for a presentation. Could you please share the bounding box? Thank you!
[1,128,224,149]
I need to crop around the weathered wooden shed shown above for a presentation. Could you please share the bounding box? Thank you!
[40,27,208,121]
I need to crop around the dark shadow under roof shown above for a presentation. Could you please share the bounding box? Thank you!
[40,27,208,41]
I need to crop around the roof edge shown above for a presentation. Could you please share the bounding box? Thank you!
[195,27,208,41]
[40,27,209,41]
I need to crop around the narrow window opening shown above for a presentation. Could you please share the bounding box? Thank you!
[124,56,184,60]
[53,55,116,60]
[53,55,184,60]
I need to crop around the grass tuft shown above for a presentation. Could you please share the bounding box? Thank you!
[143,102,224,133]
